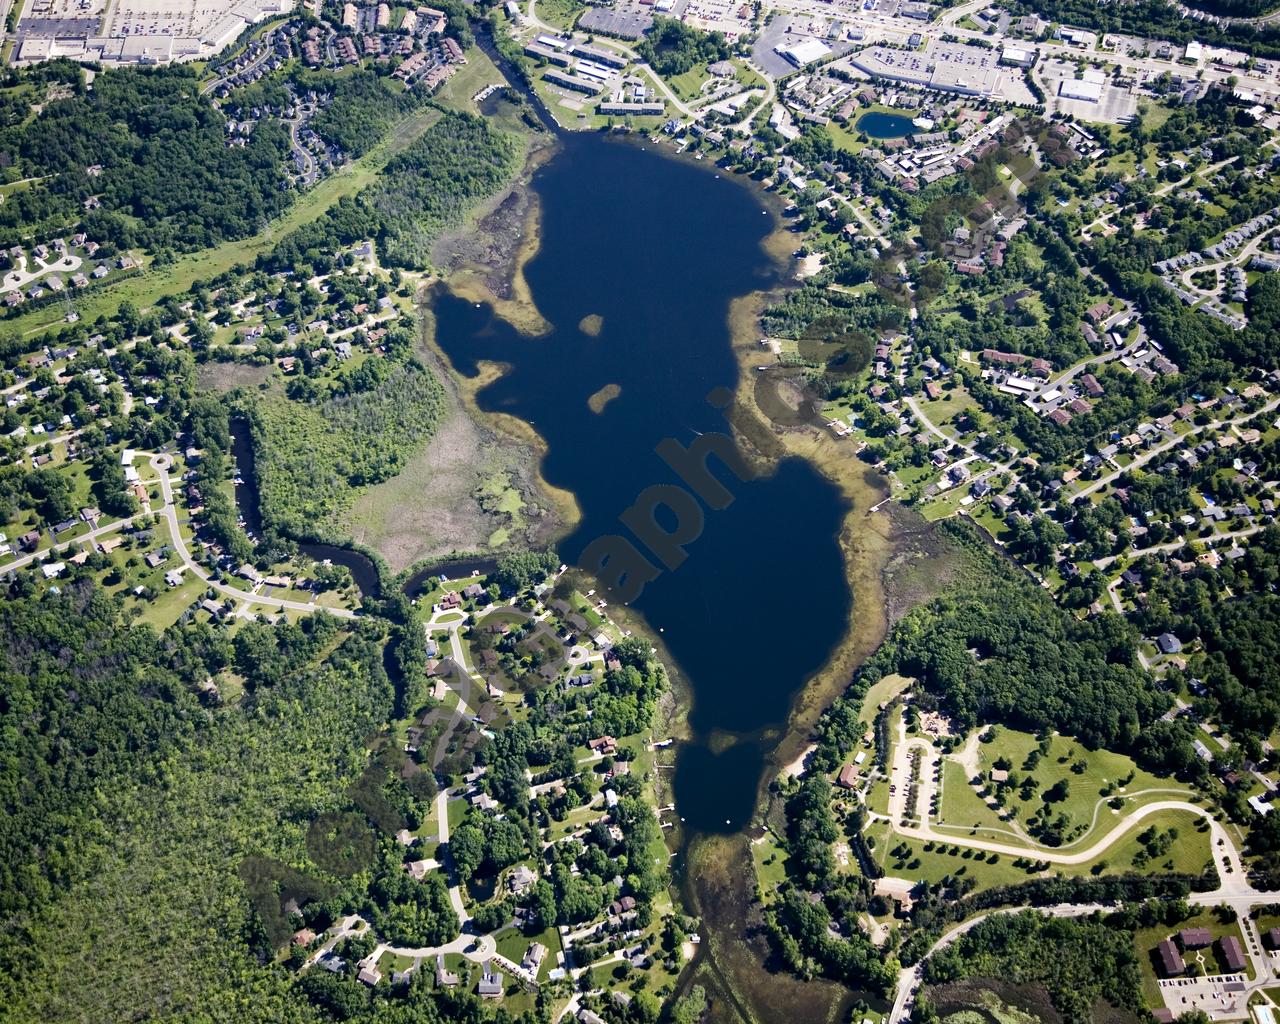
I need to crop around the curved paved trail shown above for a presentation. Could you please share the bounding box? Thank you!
[877,710,1279,1022]
[910,797,1234,867]
[886,718,1232,868]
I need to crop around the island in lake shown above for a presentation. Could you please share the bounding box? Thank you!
[8,3,1280,1024]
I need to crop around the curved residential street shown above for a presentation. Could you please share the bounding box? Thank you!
[877,713,1280,1022]
[1076,395,1280,499]
[150,454,358,618]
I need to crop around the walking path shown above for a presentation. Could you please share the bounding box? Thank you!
[875,709,1280,1021]
[884,718,1223,867]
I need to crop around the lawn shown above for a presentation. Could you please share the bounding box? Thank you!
[432,47,510,116]
[916,386,981,438]
[494,922,560,977]
[669,62,712,103]
[131,574,206,629]
[1134,908,1251,1007]
[859,672,912,725]
[873,807,1212,902]
[446,796,468,832]
[936,758,1021,840]
[969,726,1192,849]
[751,830,790,897]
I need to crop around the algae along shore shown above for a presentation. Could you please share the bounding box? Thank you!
[428,129,962,1022]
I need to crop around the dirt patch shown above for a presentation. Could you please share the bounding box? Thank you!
[342,326,563,572]
[587,383,620,414]
[196,361,273,393]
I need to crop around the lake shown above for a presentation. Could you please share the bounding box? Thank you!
[431,133,853,834]
[856,110,917,139]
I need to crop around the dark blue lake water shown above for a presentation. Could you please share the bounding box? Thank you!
[432,134,853,833]
[856,111,917,139]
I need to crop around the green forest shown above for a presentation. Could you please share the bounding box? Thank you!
[0,585,378,1022]
[295,69,426,158]
[0,64,291,251]
[635,18,731,77]
[252,356,446,537]
[920,912,1147,1024]
[365,111,521,267]
[813,525,1175,776]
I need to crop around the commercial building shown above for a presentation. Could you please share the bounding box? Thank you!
[776,38,832,68]
[999,44,1036,68]
[1059,76,1103,102]
[850,43,1005,97]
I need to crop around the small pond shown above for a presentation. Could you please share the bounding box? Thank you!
[856,110,917,139]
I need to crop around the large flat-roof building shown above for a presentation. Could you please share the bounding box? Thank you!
[1059,77,1103,102]
[14,0,293,65]
[777,38,833,68]
[999,44,1037,68]
[850,43,1004,97]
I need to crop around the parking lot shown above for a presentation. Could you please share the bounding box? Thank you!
[1039,57,1140,124]
[1157,974,1248,1021]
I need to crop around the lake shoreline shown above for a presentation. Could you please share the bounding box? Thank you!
[430,130,950,1024]
[430,131,921,1018]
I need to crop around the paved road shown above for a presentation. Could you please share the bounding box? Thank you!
[284,112,319,186]
[1094,524,1267,571]
[1178,231,1270,293]
[1076,395,1280,499]
[524,0,697,118]
[1167,0,1280,28]
[150,453,358,619]
[202,28,278,96]
[883,717,1218,866]
[1,511,144,574]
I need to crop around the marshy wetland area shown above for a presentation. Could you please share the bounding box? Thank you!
[424,124,966,1023]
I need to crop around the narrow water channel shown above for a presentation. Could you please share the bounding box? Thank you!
[228,417,383,598]
[431,133,854,834]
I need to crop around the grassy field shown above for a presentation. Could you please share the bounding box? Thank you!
[669,63,712,103]
[937,758,1021,839]
[751,831,790,897]
[965,727,1193,849]
[533,0,585,30]
[915,386,981,441]
[432,48,510,116]
[4,104,444,338]
[859,672,912,725]
[871,807,1211,900]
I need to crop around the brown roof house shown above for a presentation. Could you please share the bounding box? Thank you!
[1218,934,1247,973]
[1156,938,1185,977]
